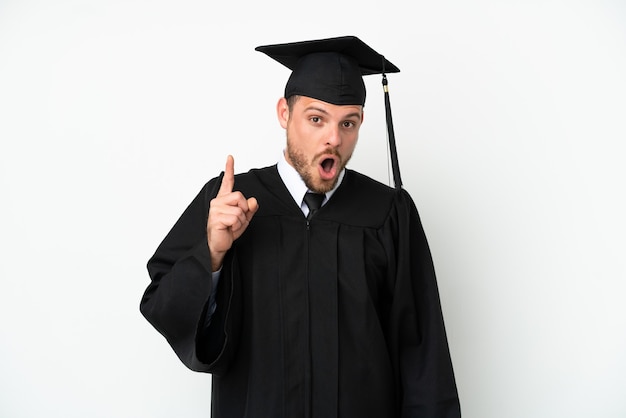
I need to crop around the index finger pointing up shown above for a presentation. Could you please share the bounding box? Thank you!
[218,155,235,196]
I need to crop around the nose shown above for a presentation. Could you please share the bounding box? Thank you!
[325,125,342,147]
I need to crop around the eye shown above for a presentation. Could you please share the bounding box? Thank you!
[342,121,356,128]
[310,116,321,124]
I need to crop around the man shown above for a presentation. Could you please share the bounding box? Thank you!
[140,36,461,418]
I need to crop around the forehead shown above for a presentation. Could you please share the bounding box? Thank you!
[295,96,363,117]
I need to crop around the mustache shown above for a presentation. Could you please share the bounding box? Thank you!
[313,148,341,163]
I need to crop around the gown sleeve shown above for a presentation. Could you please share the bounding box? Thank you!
[384,189,461,418]
[139,173,241,375]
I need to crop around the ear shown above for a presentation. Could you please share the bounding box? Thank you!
[276,97,289,129]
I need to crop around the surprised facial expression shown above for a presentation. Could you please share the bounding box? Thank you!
[277,96,364,193]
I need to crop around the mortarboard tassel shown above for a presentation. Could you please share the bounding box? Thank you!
[381,60,403,190]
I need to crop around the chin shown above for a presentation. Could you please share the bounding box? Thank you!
[306,177,337,194]
[296,163,339,194]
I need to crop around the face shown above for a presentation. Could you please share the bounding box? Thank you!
[277,96,364,193]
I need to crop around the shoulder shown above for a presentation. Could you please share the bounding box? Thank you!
[194,165,279,206]
[322,169,415,228]
[343,169,396,195]
[236,165,278,183]
[231,165,300,216]
[232,165,281,195]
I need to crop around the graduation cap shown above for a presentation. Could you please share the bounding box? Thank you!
[255,35,404,189]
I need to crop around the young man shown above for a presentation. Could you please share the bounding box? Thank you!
[140,36,461,418]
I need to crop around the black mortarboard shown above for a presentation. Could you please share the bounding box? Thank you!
[255,35,399,106]
[256,35,404,189]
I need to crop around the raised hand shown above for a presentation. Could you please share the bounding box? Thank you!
[207,155,259,271]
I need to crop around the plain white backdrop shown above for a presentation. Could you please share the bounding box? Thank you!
[1,0,625,417]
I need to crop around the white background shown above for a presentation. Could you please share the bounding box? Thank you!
[1,1,625,417]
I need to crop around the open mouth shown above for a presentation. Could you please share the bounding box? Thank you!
[321,158,335,173]
[318,156,339,180]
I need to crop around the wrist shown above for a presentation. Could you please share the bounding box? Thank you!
[210,250,226,272]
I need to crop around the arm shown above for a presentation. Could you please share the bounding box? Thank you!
[387,190,461,417]
[139,156,258,373]
[203,269,222,328]
[139,177,221,372]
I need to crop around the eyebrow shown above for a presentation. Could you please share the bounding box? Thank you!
[304,105,330,115]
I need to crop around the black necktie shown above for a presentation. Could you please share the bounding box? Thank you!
[304,192,325,220]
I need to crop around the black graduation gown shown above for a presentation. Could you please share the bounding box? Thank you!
[140,165,460,418]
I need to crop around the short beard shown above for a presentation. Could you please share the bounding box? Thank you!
[286,137,348,194]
